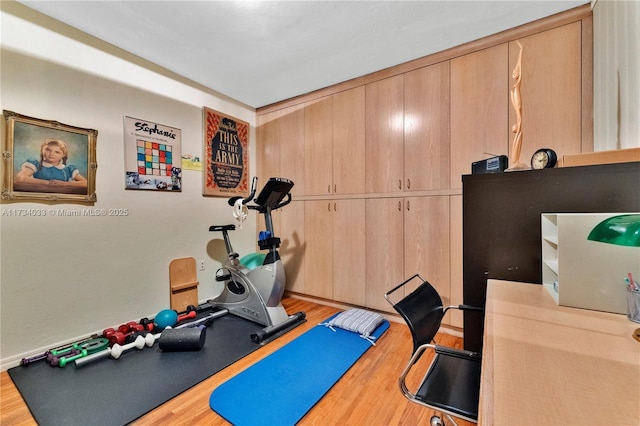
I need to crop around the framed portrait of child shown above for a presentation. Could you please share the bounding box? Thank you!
[1,110,97,203]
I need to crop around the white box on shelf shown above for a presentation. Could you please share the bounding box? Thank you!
[541,213,640,314]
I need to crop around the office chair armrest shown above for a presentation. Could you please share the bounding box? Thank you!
[434,345,481,361]
[398,342,436,400]
[459,304,483,311]
[443,304,484,315]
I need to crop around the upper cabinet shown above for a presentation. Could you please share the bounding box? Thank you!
[510,22,583,165]
[365,75,404,194]
[450,43,510,189]
[257,104,305,196]
[303,87,366,196]
[404,61,451,191]
[365,61,451,194]
[304,97,333,195]
[333,87,366,195]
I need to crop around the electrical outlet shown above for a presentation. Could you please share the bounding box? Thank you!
[198,259,205,271]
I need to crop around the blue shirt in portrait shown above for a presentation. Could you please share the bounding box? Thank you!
[22,160,78,181]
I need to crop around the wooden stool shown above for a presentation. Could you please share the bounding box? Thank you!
[169,257,199,312]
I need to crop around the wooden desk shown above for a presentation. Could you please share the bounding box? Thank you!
[480,279,640,425]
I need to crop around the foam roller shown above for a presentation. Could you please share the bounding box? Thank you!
[158,327,206,351]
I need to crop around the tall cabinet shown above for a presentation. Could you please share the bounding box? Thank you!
[256,6,594,331]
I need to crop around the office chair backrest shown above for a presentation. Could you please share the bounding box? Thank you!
[393,280,444,354]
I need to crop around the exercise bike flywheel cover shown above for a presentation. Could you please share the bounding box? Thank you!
[240,252,266,269]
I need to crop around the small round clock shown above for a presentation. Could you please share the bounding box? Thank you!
[531,148,557,170]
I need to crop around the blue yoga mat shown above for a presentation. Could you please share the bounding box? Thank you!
[209,313,389,425]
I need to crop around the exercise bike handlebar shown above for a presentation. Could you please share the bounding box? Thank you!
[227,176,258,207]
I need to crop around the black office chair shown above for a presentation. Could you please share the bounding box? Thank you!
[385,274,483,426]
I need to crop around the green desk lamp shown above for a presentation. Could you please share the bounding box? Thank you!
[588,214,640,341]
[587,214,640,247]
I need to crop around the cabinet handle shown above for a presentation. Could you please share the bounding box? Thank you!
[407,178,411,190]
[407,200,410,211]
[334,202,337,212]
[328,184,331,194]
[398,201,401,211]
[334,184,337,194]
[328,202,331,212]
[398,179,402,190]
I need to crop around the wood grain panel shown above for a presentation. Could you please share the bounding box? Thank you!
[449,195,463,328]
[279,200,306,294]
[365,75,404,193]
[365,198,405,312]
[509,22,583,164]
[304,200,333,299]
[404,196,450,308]
[333,86,366,194]
[404,62,451,191]
[332,199,366,305]
[304,96,333,195]
[279,104,305,196]
[450,44,509,189]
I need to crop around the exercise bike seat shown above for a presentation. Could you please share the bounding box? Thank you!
[209,224,236,232]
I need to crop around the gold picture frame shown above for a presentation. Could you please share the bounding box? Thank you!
[2,110,97,203]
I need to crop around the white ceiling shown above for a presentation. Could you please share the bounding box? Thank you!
[19,0,590,109]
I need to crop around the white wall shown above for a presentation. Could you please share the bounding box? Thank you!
[593,0,640,150]
[0,2,258,369]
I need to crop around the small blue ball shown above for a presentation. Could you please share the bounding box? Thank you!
[154,309,177,329]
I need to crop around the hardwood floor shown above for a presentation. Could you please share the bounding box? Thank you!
[1,297,474,425]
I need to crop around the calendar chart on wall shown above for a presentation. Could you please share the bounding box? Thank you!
[123,116,182,191]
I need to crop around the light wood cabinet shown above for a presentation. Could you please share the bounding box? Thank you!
[365,196,453,320]
[304,97,333,195]
[403,196,450,305]
[365,198,404,313]
[278,201,305,294]
[303,199,366,303]
[510,22,583,164]
[450,43,509,189]
[304,88,366,196]
[404,62,451,191]
[332,87,365,194]
[256,104,305,196]
[365,75,404,193]
[332,199,366,305]
[304,200,333,299]
[256,6,593,333]
[449,195,463,327]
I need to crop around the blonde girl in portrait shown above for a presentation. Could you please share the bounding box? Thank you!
[15,138,87,188]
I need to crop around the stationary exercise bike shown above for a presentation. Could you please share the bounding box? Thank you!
[208,177,304,341]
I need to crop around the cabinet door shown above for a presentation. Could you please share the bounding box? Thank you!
[304,200,333,299]
[450,44,509,189]
[512,22,583,163]
[257,110,281,186]
[279,201,305,294]
[404,62,451,191]
[333,86,365,194]
[332,199,366,305]
[278,104,305,196]
[304,97,333,195]
[449,195,463,328]
[404,196,450,312]
[365,75,404,193]
[365,198,404,313]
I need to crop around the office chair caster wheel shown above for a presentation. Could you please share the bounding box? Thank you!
[430,415,444,426]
